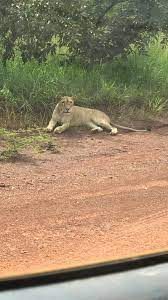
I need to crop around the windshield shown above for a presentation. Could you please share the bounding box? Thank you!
[0,0,168,277]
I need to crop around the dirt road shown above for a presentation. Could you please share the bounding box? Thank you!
[0,128,168,277]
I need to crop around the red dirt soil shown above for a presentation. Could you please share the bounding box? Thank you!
[0,128,168,277]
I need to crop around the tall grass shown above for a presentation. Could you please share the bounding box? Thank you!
[0,33,168,128]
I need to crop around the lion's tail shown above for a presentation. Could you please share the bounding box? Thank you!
[111,122,150,132]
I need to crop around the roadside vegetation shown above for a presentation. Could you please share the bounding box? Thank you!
[0,128,59,161]
[0,1,168,130]
[1,33,168,128]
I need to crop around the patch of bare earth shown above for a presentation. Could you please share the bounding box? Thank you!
[0,127,168,277]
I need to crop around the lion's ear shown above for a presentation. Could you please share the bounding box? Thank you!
[71,95,77,101]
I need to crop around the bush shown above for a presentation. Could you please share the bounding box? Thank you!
[0,33,168,128]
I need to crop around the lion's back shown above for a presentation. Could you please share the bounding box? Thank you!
[70,106,110,126]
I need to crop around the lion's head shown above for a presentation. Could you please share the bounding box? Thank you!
[57,96,74,114]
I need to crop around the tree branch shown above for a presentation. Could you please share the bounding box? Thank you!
[96,0,126,26]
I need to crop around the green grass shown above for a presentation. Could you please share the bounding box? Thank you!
[0,33,168,128]
[0,128,59,161]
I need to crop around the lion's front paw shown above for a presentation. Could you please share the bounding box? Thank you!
[45,127,53,133]
[54,128,62,134]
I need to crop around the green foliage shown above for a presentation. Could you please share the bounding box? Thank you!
[1,1,168,64]
[0,33,168,128]
[0,127,58,161]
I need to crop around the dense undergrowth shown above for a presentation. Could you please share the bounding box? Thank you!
[0,34,168,128]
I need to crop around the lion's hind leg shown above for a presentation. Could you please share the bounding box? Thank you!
[96,121,118,135]
[87,122,103,133]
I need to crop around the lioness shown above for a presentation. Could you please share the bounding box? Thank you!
[46,96,148,134]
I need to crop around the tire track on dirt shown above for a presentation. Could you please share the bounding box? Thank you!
[73,179,168,201]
